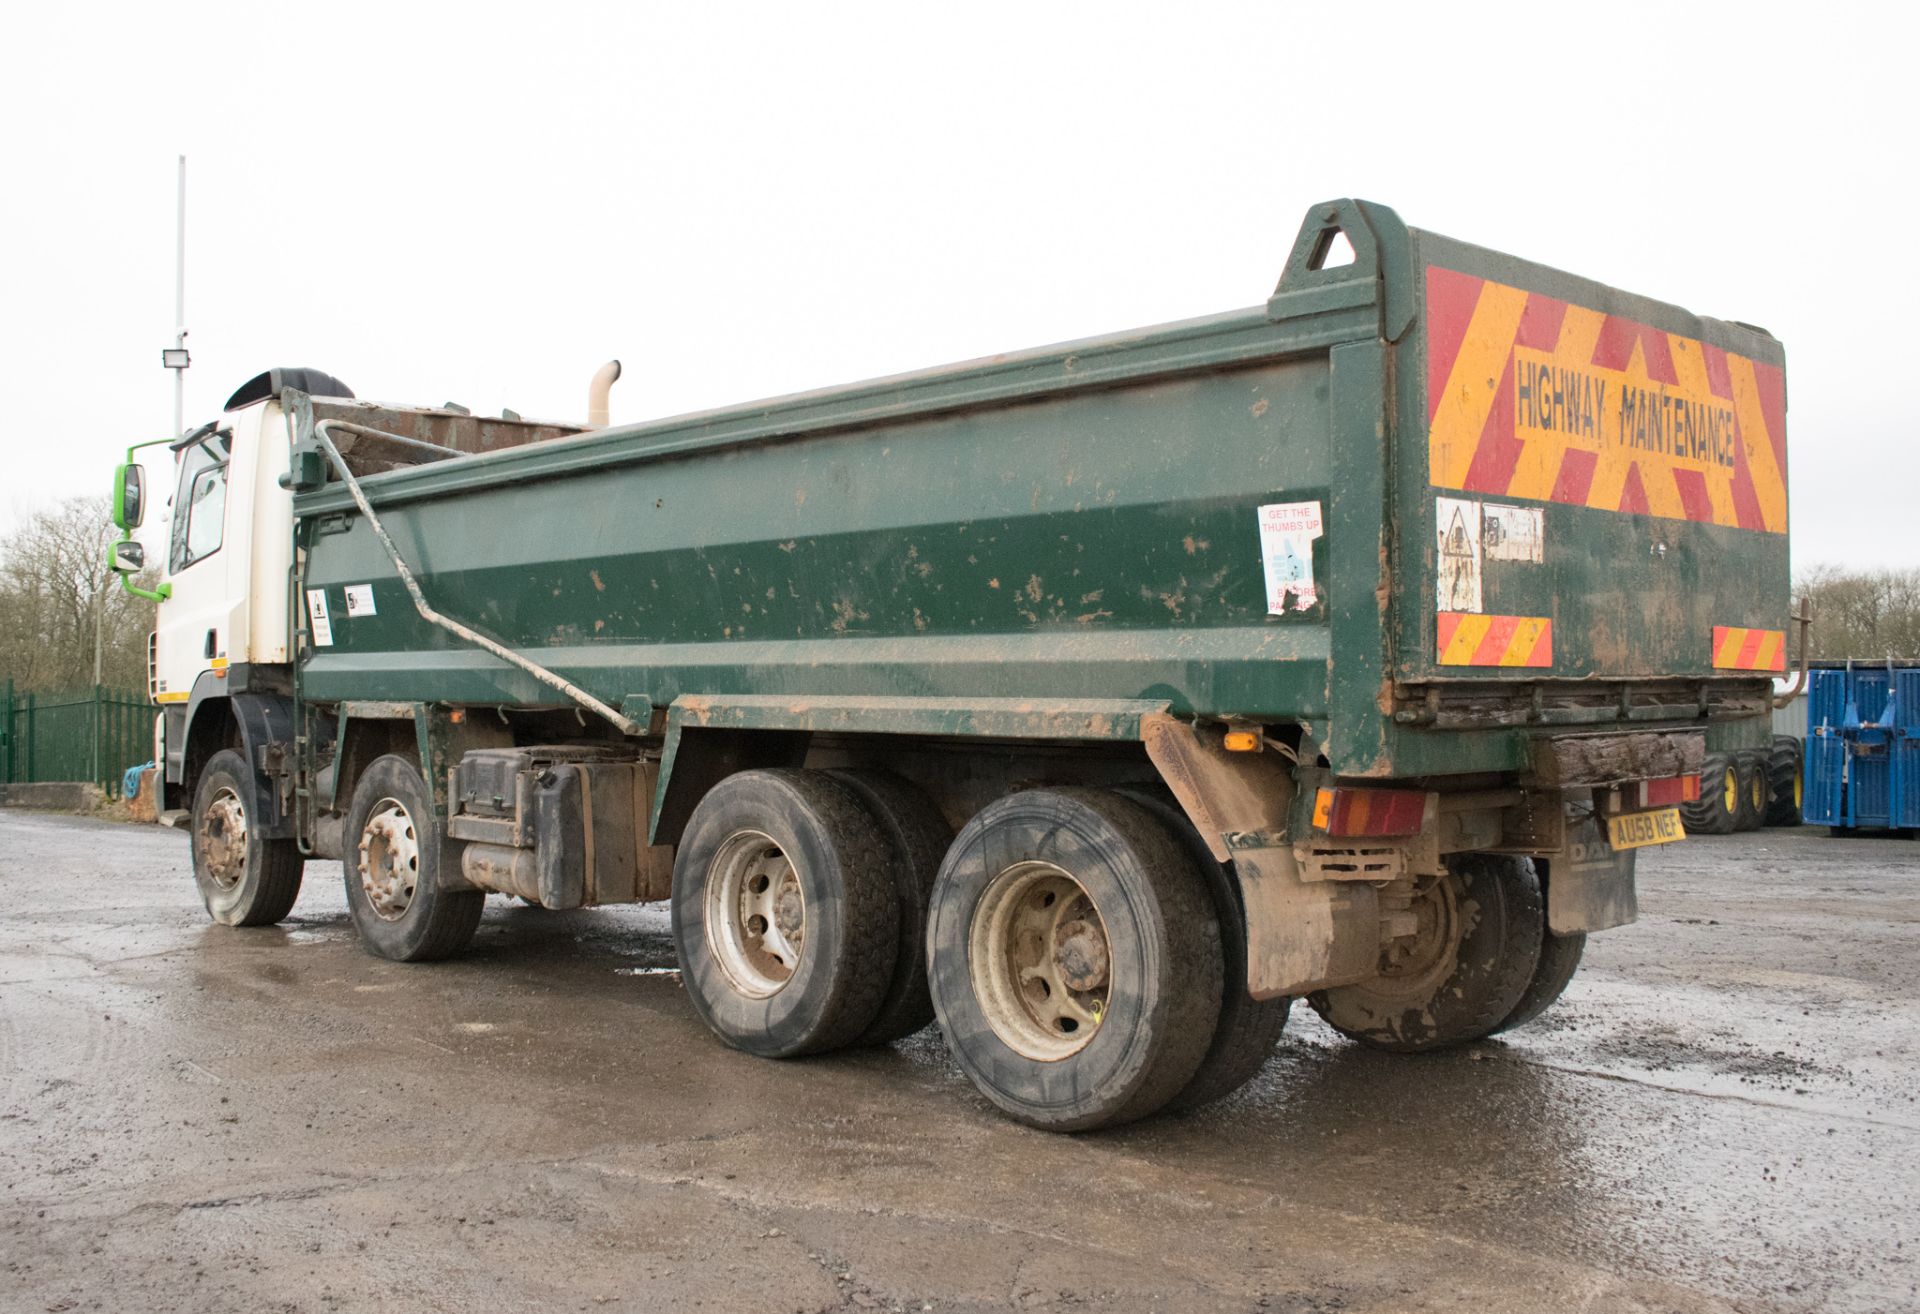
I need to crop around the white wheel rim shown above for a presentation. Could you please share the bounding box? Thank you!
[704,829,806,998]
[200,786,248,891]
[358,797,421,922]
[969,860,1110,1061]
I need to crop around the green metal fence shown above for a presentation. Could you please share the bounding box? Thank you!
[1,682,154,797]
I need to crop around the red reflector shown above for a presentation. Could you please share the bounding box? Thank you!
[1642,775,1700,807]
[1322,788,1428,837]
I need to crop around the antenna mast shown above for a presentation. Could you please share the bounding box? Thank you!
[162,155,189,436]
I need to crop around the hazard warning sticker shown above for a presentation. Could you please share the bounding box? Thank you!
[1425,266,1786,534]
[1435,496,1482,613]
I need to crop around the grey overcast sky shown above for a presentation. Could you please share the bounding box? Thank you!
[1,1,1913,572]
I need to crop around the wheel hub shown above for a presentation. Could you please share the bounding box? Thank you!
[199,787,248,891]
[358,798,420,922]
[970,862,1111,1061]
[1370,872,1463,1002]
[705,830,806,998]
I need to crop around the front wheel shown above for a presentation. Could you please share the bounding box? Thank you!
[191,748,303,926]
[927,789,1223,1132]
[342,755,484,962]
[1308,853,1543,1053]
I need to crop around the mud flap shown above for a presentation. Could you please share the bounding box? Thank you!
[1545,814,1638,934]
[1230,842,1379,1000]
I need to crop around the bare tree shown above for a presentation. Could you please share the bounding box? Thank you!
[0,496,155,693]
[1795,565,1920,661]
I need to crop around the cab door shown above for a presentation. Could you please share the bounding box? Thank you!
[154,426,246,706]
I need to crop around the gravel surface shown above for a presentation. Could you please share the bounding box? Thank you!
[1,812,1915,1313]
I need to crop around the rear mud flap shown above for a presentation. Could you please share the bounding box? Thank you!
[1545,815,1638,934]
[1231,842,1379,1000]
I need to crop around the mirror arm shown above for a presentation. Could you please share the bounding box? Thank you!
[113,437,178,602]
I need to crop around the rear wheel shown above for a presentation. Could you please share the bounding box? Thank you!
[824,769,952,1046]
[191,748,303,926]
[1766,736,1804,827]
[1308,854,1542,1053]
[927,788,1223,1132]
[1113,786,1291,1111]
[1489,924,1584,1034]
[1733,752,1768,831]
[671,770,899,1058]
[1679,753,1739,836]
[343,754,484,962]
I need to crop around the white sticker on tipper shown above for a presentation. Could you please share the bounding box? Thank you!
[1436,497,1483,613]
[1483,503,1544,563]
[1257,501,1324,614]
[344,583,377,617]
[306,589,335,646]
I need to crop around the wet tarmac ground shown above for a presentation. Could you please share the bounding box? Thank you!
[1,811,1916,1314]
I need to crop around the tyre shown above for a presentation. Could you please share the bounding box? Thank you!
[927,788,1223,1132]
[1489,925,1584,1034]
[824,769,952,1046]
[1112,785,1291,1111]
[1308,853,1542,1053]
[1733,752,1768,831]
[343,754,484,962]
[1766,736,1804,827]
[191,748,304,926]
[1679,753,1739,836]
[671,769,899,1058]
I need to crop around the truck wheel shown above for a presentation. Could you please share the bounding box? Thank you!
[343,755,484,962]
[671,770,899,1058]
[1679,754,1739,836]
[824,769,952,1046]
[1308,853,1541,1053]
[1113,786,1291,1111]
[1733,753,1767,831]
[1489,925,1584,1034]
[191,748,303,926]
[927,788,1223,1132]
[1766,736,1804,827]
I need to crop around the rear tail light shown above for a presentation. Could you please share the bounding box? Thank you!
[1637,775,1701,808]
[1312,787,1430,837]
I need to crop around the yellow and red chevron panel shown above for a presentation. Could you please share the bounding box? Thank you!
[1437,612,1554,668]
[1426,267,1787,534]
[1711,625,1786,672]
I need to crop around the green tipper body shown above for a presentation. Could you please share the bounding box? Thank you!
[292,200,1787,782]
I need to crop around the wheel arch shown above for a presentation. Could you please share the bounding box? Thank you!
[171,673,296,838]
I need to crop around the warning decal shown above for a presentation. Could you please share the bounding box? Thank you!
[1426,266,1786,534]
[1257,501,1323,614]
[1438,612,1554,668]
[1711,625,1786,672]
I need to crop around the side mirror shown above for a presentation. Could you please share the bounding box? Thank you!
[109,539,146,574]
[113,463,145,530]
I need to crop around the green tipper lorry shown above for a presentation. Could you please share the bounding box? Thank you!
[110,199,1790,1130]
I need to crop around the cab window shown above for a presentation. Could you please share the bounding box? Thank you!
[169,431,232,572]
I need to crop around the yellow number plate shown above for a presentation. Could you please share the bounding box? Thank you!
[1606,807,1686,851]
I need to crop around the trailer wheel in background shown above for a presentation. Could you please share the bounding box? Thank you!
[1112,785,1291,1112]
[824,769,952,1046]
[1766,736,1804,827]
[1733,752,1768,831]
[1307,853,1542,1053]
[191,748,303,927]
[1489,924,1584,1035]
[671,770,899,1059]
[926,788,1223,1132]
[1679,753,1739,836]
[342,755,484,962]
